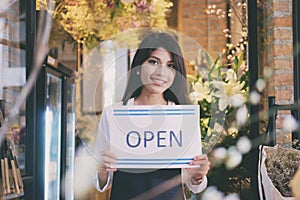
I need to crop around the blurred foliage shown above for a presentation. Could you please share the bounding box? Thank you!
[37,0,173,49]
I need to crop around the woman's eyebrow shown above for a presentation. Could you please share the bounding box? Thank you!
[149,55,174,63]
[149,55,160,60]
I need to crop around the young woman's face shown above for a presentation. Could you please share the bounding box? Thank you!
[140,47,176,95]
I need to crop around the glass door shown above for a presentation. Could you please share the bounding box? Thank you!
[44,72,62,200]
[63,81,75,200]
[34,58,75,199]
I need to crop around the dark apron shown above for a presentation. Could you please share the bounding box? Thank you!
[110,169,184,200]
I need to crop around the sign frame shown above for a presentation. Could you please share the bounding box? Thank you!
[107,105,202,169]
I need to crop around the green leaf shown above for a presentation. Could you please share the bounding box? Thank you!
[238,52,244,68]
[208,57,219,80]
[205,51,213,67]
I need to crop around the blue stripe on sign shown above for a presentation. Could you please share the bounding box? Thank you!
[113,109,195,112]
[116,162,191,165]
[113,109,196,116]
[113,113,195,116]
[117,158,193,161]
[116,158,193,165]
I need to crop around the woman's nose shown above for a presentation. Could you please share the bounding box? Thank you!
[155,64,168,75]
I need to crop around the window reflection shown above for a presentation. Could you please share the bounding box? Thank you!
[0,0,26,172]
[45,74,62,200]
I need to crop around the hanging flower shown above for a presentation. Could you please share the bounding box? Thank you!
[249,91,261,105]
[134,0,148,13]
[202,186,224,200]
[235,105,248,127]
[236,136,251,154]
[225,146,242,170]
[282,115,298,132]
[49,0,173,49]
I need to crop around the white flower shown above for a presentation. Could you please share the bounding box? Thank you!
[225,69,237,82]
[282,115,298,132]
[214,147,227,160]
[189,78,211,103]
[230,94,245,108]
[256,78,266,92]
[263,66,273,78]
[212,79,245,111]
[236,136,251,154]
[236,105,248,127]
[225,147,242,170]
[224,193,240,200]
[202,186,224,200]
[249,91,261,105]
[189,91,200,104]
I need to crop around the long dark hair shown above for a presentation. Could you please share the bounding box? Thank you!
[121,31,190,105]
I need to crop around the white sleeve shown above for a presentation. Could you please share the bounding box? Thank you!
[181,168,208,194]
[93,171,113,192]
[182,124,207,194]
[93,107,114,192]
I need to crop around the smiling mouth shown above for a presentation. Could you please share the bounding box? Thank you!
[151,78,166,86]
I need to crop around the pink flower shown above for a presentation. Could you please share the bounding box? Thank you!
[103,0,114,8]
[148,4,154,13]
[134,1,148,13]
[131,21,140,28]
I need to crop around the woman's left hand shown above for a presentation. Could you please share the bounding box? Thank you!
[187,154,210,184]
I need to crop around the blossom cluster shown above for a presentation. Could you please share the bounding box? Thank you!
[52,0,173,48]
[212,136,251,170]
[188,52,248,140]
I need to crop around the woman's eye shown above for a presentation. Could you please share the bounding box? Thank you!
[168,64,175,68]
[148,59,159,65]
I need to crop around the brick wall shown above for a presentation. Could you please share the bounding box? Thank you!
[176,0,294,137]
[260,0,293,130]
[175,0,249,74]
[177,0,227,60]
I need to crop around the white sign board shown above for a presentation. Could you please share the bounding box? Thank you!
[107,105,202,169]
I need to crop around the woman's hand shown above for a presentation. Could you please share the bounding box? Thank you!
[98,150,117,187]
[187,154,210,185]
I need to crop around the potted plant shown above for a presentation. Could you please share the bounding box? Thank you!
[259,145,300,200]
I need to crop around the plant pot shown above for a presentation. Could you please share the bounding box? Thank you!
[258,145,295,200]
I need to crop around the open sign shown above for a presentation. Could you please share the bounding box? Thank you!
[108,105,202,169]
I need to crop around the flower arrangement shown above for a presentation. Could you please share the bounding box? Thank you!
[187,51,248,147]
[45,0,173,49]
[187,47,254,197]
[264,145,300,197]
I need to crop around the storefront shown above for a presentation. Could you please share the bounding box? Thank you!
[1,0,300,199]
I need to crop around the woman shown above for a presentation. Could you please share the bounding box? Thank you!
[94,31,210,199]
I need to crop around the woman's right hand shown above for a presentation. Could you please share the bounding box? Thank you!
[98,150,117,187]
